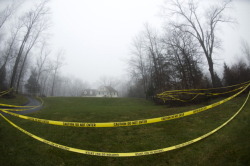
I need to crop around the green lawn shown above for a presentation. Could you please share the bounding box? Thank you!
[0,94,28,106]
[0,95,250,166]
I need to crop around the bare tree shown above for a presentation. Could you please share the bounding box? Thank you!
[163,27,203,89]
[17,55,30,93]
[165,0,233,87]
[128,24,170,97]
[241,39,250,66]
[51,50,64,96]
[0,24,22,78]
[36,41,51,83]
[0,0,21,30]
[16,19,50,93]
[129,34,150,95]
[39,65,53,96]
[0,1,23,85]
[98,76,120,89]
[69,78,88,96]
[144,24,167,93]
[9,0,50,90]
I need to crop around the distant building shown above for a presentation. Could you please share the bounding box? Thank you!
[96,86,118,97]
[82,89,97,97]
[82,86,118,98]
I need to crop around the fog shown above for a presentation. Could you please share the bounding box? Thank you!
[0,0,250,96]
[47,0,250,82]
[49,0,164,84]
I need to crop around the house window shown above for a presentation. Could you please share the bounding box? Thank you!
[84,91,87,95]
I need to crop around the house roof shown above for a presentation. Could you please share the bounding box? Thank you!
[104,86,117,93]
[98,86,117,93]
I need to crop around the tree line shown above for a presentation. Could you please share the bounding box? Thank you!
[127,0,250,98]
[1,0,249,98]
[0,0,90,97]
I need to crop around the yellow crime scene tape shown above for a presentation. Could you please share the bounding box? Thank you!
[158,80,250,94]
[0,91,249,157]
[0,88,13,97]
[0,103,38,108]
[0,88,13,94]
[0,97,44,109]
[1,83,249,127]
[0,90,8,94]
[157,85,247,103]
[160,84,246,96]
[157,82,249,102]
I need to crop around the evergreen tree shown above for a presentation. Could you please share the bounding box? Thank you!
[223,62,250,86]
[214,72,223,88]
[25,70,40,95]
[0,66,6,90]
[223,63,232,86]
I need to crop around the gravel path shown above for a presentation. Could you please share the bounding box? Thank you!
[16,96,43,115]
[0,96,43,115]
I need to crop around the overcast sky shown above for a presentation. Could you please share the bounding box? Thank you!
[1,0,250,84]
[48,0,165,84]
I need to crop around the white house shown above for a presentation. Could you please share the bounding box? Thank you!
[82,86,118,98]
[82,89,97,97]
[96,86,118,97]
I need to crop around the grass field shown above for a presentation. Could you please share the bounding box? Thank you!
[0,95,250,166]
[0,94,28,106]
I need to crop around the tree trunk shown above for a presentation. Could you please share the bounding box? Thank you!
[207,57,215,87]
[9,29,30,89]
[16,51,29,94]
[51,69,57,96]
